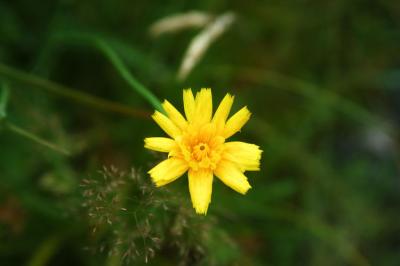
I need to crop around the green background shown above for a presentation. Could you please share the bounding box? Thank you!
[0,0,399,265]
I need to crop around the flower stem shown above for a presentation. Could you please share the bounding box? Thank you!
[0,83,9,119]
[44,32,164,112]
[0,63,150,118]
[95,39,164,112]
[5,122,70,155]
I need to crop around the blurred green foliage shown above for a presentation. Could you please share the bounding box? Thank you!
[0,0,399,265]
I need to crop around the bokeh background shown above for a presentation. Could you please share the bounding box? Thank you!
[1,1,400,265]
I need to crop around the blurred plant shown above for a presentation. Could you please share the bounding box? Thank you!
[168,206,240,266]
[0,63,149,118]
[0,83,9,120]
[177,12,235,81]
[149,11,212,37]
[81,166,239,265]
[0,82,70,155]
[150,11,235,81]
[81,166,162,264]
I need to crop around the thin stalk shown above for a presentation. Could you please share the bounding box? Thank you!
[48,32,164,112]
[27,236,62,266]
[95,39,164,112]
[0,84,9,119]
[0,63,150,118]
[6,122,70,155]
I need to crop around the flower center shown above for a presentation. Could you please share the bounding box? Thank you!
[172,124,226,171]
[193,142,210,161]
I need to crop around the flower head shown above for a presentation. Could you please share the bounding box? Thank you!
[144,89,262,214]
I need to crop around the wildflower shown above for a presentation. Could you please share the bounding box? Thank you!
[144,89,262,214]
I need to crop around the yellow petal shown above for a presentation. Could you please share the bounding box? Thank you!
[212,93,234,133]
[148,158,188,187]
[194,88,212,125]
[223,141,262,171]
[223,106,251,138]
[198,122,217,143]
[162,100,188,130]
[214,160,251,194]
[144,137,176,152]
[183,89,195,123]
[152,111,181,138]
[188,169,213,214]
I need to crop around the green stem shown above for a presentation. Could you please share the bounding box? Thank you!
[0,83,9,119]
[0,63,149,118]
[6,122,70,155]
[95,39,164,112]
[48,32,163,112]
[27,236,62,266]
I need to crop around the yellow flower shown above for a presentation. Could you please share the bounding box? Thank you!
[144,89,262,214]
